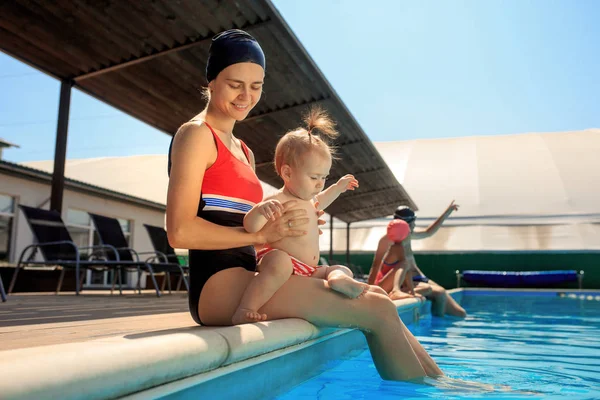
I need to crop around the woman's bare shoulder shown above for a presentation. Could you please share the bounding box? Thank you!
[170,121,217,169]
[171,121,215,151]
[175,120,211,137]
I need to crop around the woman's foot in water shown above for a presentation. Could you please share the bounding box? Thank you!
[328,273,369,299]
[231,307,267,325]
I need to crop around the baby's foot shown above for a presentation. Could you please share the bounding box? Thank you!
[231,307,267,325]
[389,290,414,301]
[328,273,369,299]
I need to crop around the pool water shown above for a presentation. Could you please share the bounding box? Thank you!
[276,292,600,399]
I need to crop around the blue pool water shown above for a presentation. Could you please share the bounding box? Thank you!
[276,292,600,399]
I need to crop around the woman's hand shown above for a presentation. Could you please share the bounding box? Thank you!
[256,200,309,244]
[314,201,326,235]
[448,200,459,212]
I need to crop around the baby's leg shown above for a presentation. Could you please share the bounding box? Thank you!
[232,250,293,325]
[388,267,414,301]
[313,265,369,299]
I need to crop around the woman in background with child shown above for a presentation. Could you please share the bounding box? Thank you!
[369,204,467,318]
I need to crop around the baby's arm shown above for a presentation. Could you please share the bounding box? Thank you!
[314,174,358,211]
[243,195,284,233]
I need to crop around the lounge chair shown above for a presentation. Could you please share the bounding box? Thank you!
[0,274,6,302]
[9,205,128,295]
[89,213,188,296]
[143,224,189,292]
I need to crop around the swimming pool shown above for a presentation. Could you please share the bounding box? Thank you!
[276,290,600,399]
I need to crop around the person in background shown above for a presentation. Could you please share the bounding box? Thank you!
[368,202,467,317]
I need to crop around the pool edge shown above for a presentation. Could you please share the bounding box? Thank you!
[120,298,428,400]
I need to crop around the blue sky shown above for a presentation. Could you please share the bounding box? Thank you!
[1,0,598,163]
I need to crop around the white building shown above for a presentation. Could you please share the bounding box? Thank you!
[0,159,166,289]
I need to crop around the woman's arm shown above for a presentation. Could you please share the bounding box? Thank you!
[411,200,459,240]
[167,124,308,249]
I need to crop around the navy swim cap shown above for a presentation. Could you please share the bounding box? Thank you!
[205,29,266,83]
[393,206,416,222]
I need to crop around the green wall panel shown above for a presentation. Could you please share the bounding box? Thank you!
[327,252,599,289]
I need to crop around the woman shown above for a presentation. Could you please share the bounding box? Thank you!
[368,203,467,318]
[166,29,442,381]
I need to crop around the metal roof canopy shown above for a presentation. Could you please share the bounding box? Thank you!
[0,0,417,223]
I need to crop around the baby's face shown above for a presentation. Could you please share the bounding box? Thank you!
[286,152,332,200]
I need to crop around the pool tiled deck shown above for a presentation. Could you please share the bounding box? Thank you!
[0,291,193,351]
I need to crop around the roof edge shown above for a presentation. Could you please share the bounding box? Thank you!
[0,160,166,212]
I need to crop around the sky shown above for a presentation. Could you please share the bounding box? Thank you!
[0,0,599,163]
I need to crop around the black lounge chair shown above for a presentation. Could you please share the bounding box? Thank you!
[8,205,129,295]
[89,213,188,296]
[144,224,189,292]
[0,274,6,302]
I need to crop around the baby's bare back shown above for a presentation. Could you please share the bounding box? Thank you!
[269,192,320,266]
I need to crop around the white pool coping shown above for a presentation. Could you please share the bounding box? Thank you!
[0,296,428,400]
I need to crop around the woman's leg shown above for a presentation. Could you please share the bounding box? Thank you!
[371,268,415,300]
[199,268,442,381]
[375,267,401,294]
[376,271,394,293]
[387,267,418,300]
[414,282,433,297]
[427,280,467,318]
[400,323,443,376]
[426,283,448,317]
[411,266,466,317]
[231,251,293,325]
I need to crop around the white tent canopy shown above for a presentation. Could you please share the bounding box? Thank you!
[325,129,600,252]
[24,129,600,252]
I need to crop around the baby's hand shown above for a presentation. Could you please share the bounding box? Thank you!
[257,199,284,220]
[336,174,359,193]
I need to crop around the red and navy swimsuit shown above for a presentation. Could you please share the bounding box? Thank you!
[168,122,263,325]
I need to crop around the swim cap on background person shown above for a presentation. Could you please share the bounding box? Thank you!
[393,206,416,222]
[205,29,266,82]
[387,219,410,243]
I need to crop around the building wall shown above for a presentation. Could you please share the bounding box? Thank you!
[1,172,166,289]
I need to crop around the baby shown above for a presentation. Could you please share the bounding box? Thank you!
[232,108,372,325]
